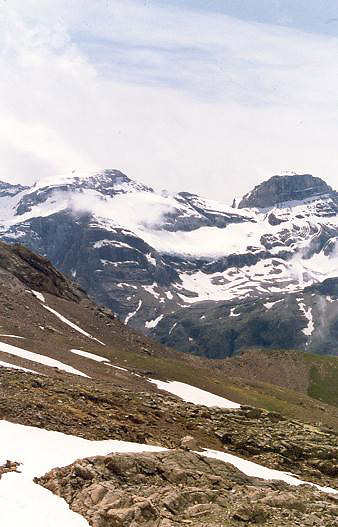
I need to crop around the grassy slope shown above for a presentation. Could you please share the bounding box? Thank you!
[103,345,338,431]
[305,354,338,406]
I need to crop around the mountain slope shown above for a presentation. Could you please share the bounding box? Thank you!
[0,240,336,416]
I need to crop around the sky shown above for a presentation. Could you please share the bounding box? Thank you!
[1,0,338,202]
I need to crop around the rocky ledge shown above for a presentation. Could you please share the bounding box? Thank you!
[36,449,338,527]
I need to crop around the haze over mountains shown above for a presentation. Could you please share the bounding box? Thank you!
[1,170,338,358]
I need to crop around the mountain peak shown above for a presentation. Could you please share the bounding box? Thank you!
[10,169,154,217]
[34,168,147,191]
[238,174,334,209]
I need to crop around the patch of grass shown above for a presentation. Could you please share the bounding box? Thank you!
[308,364,338,407]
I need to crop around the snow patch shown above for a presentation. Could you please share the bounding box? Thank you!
[145,314,164,329]
[31,290,45,303]
[42,305,105,346]
[202,449,337,494]
[168,322,177,335]
[143,283,160,299]
[145,253,156,266]
[69,349,108,363]
[0,360,40,375]
[93,239,132,250]
[0,341,89,377]
[298,301,315,336]
[124,300,142,325]
[229,307,240,317]
[148,379,240,409]
[0,334,25,339]
[264,299,282,310]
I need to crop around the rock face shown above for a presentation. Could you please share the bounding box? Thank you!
[152,283,338,358]
[1,169,338,358]
[238,174,334,209]
[0,241,85,302]
[36,449,338,527]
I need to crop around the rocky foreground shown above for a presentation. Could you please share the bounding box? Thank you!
[36,448,338,527]
[1,366,337,483]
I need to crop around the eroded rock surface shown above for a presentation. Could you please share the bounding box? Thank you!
[36,449,338,527]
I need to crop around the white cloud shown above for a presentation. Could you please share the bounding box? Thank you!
[1,0,338,201]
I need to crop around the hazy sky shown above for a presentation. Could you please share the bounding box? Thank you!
[1,0,338,202]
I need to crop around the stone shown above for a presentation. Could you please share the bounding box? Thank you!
[180,436,198,450]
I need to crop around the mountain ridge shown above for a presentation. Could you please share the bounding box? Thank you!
[1,170,338,358]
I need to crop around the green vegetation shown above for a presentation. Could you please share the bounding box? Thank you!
[308,363,338,407]
[107,346,338,429]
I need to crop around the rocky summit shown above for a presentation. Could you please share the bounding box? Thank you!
[238,174,335,209]
[1,169,338,358]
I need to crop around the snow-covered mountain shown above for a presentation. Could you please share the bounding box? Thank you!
[1,169,338,357]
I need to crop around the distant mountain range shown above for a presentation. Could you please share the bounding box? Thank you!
[1,169,338,357]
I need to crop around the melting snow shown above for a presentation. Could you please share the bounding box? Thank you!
[176,256,318,304]
[202,449,337,495]
[145,314,164,329]
[42,305,105,346]
[148,379,241,409]
[0,408,336,527]
[124,300,142,325]
[298,301,315,336]
[0,341,89,377]
[31,290,45,303]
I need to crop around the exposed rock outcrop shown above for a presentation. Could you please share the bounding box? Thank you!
[36,449,338,527]
[238,174,334,209]
[0,241,85,302]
